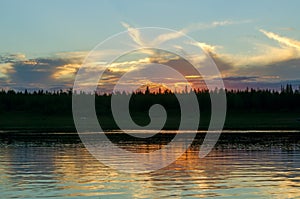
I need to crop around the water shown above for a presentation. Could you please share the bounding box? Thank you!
[0,132,300,198]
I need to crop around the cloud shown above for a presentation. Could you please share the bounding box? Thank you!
[0,54,26,79]
[237,58,300,80]
[52,63,81,80]
[0,63,14,78]
[3,24,300,92]
[211,20,234,26]
[152,30,188,46]
[121,20,250,47]
[259,29,300,50]
[185,29,300,90]
[0,52,88,90]
[121,22,144,47]
[223,76,258,81]
[185,19,252,32]
[121,22,187,47]
[0,53,26,63]
[191,42,219,53]
[219,44,299,67]
[214,29,300,70]
[223,78,300,91]
[68,26,300,92]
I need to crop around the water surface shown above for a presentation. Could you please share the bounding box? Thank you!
[0,131,300,198]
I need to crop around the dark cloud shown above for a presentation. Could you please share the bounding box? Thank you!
[209,52,234,72]
[262,58,300,79]
[233,58,300,81]
[223,76,258,81]
[11,62,53,84]
[0,54,82,90]
[224,79,300,91]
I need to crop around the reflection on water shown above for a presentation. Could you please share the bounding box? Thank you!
[0,132,300,198]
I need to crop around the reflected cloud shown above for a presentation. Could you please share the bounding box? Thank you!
[0,139,300,198]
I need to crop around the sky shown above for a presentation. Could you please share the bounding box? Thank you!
[1,0,300,91]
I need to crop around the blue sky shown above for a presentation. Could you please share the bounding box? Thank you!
[1,0,300,91]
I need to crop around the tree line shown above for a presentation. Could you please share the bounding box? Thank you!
[0,84,300,116]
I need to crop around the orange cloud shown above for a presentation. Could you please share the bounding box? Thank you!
[0,63,14,78]
[52,63,81,80]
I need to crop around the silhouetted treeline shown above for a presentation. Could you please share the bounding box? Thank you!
[0,89,73,115]
[0,84,300,116]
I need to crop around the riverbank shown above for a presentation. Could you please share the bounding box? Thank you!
[0,111,300,132]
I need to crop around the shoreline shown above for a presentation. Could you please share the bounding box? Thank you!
[1,129,300,134]
[1,131,299,149]
[1,122,300,132]
[1,111,300,132]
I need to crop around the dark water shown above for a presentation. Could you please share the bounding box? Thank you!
[0,131,300,198]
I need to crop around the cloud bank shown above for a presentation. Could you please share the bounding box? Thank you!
[1,23,300,91]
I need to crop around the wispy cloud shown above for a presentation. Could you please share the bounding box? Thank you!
[152,30,186,46]
[121,22,187,47]
[191,41,219,53]
[121,20,251,47]
[216,30,300,68]
[219,44,299,67]
[185,19,252,32]
[259,29,300,51]
[121,22,145,47]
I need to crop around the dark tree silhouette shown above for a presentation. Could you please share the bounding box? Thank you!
[0,84,300,117]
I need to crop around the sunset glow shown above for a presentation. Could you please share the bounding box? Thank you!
[0,0,300,91]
